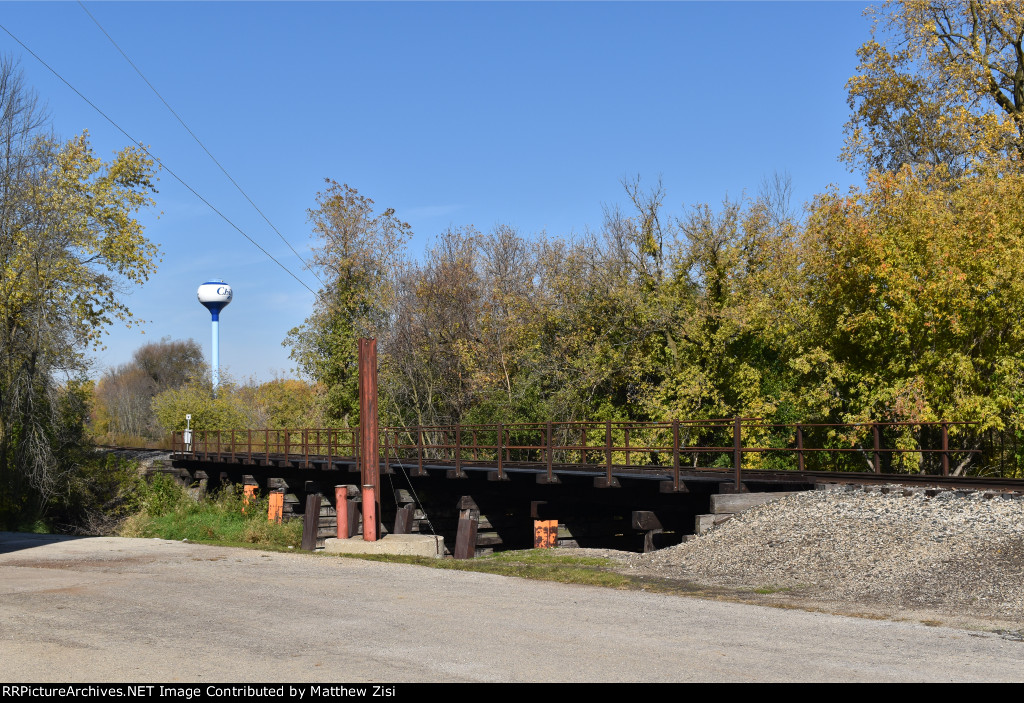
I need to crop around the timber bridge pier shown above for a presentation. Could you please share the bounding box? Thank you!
[168,416,1024,556]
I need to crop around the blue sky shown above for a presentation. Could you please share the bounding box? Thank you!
[0,1,871,383]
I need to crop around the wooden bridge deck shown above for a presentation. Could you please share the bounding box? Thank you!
[169,448,1024,493]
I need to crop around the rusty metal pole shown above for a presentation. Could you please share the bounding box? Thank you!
[625,427,631,467]
[941,421,950,476]
[456,425,462,476]
[417,427,423,475]
[546,422,554,481]
[606,420,613,485]
[672,420,680,492]
[796,423,804,471]
[733,417,742,491]
[358,338,379,541]
[353,425,359,473]
[491,423,499,478]
[873,423,882,473]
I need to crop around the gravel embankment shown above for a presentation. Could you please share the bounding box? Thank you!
[620,486,1024,629]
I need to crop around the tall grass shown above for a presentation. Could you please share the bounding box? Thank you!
[120,474,303,548]
[92,432,173,450]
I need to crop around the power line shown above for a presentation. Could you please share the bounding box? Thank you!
[0,21,319,296]
[76,1,323,289]
[82,4,398,293]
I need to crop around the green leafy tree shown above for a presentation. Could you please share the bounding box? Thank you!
[284,181,410,425]
[249,378,326,429]
[635,195,796,426]
[151,375,255,434]
[844,0,1024,175]
[0,58,159,526]
[792,165,1024,473]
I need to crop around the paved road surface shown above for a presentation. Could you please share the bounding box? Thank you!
[1,532,1020,682]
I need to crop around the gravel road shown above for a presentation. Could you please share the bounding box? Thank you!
[1,525,1022,683]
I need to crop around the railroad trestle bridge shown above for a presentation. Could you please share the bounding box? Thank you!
[168,417,1023,555]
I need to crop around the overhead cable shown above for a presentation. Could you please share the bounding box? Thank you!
[0,21,318,296]
[77,1,323,288]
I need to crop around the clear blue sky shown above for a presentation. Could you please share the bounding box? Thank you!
[0,1,871,383]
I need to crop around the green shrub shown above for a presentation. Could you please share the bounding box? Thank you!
[48,454,147,535]
[121,480,303,549]
[140,473,191,517]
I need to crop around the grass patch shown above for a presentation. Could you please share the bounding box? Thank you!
[331,550,633,588]
[18,518,51,534]
[120,475,303,549]
[752,586,794,595]
[327,550,741,596]
[482,549,613,567]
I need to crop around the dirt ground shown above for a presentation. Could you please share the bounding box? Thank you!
[562,547,1024,640]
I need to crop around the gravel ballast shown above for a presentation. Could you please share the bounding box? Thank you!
[615,486,1024,632]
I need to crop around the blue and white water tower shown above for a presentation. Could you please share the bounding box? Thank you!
[197,280,232,392]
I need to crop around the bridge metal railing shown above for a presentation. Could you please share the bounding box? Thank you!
[173,427,360,467]
[172,418,1001,486]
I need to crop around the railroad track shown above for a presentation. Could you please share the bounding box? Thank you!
[168,448,1024,495]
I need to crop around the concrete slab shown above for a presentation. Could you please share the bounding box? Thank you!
[710,491,799,515]
[695,513,735,535]
[322,533,445,558]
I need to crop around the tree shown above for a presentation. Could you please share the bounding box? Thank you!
[789,166,1024,473]
[284,181,411,425]
[94,362,154,439]
[248,377,326,430]
[471,225,543,419]
[634,195,796,426]
[92,338,203,441]
[151,373,327,436]
[384,226,493,429]
[0,57,159,526]
[843,1,1024,175]
[133,337,204,391]
[151,374,256,435]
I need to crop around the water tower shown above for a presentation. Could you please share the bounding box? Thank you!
[197,280,232,392]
